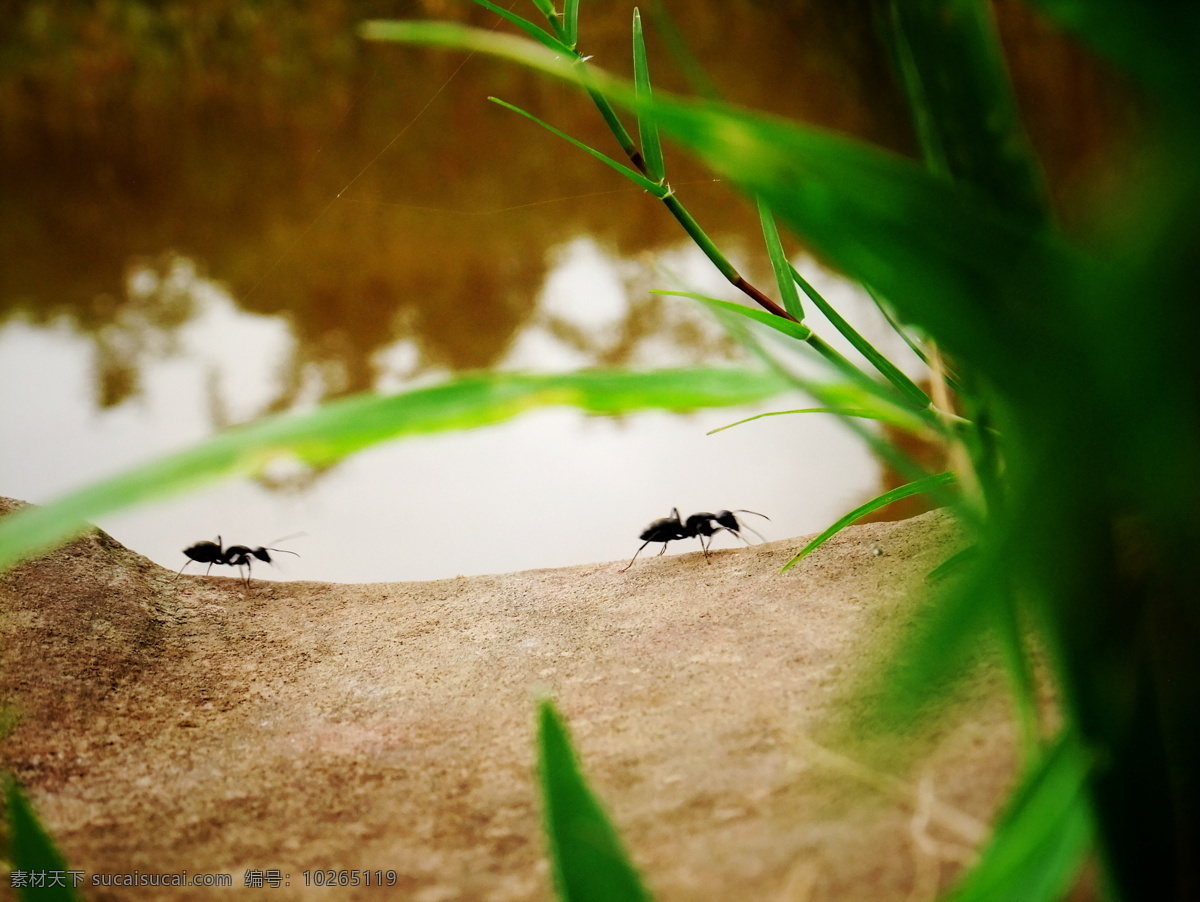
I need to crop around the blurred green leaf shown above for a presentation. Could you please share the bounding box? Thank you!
[884,0,1049,222]
[489,97,665,194]
[6,778,81,902]
[859,535,1022,742]
[1023,0,1200,103]
[926,544,978,581]
[758,199,804,320]
[465,0,573,54]
[781,472,957,572]
[632,9,665,183]
[646,0,721,101]
[944,732,1093,902]
[0,368,788,574]
[538,700,654,902]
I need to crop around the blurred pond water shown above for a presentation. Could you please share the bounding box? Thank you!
[0,0,1116,581]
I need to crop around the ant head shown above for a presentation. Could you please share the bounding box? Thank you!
[713,510,739,530]
[257,546,300,562]
[718,510,769,529]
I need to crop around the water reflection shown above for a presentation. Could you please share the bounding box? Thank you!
[1,1,916,410]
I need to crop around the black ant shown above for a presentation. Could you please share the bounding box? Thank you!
[619,508,769,571]
[172,534,301,588]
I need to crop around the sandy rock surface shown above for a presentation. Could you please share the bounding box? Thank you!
[0,497,1018,901]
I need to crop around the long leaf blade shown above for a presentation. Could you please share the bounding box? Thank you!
[944,732,1093,902]
[1022,1,1200,102]
[538,700,654,902]
[653,290,940,437]
[885,0,1049,222]
[6,778,82,902]
[781,472,957,572]
[706,407,914,434]
[758,198,804,320]
[632,9,665,183]
[527,0,563,39]
[0,368,787,574]
[651,290,811,341]
[466,0,572,54]
[790,265,931,408]
[562,0,580,48]
[489,97,664,194]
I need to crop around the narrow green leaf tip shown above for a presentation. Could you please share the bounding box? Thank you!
[758,198,804,320]
[633,8,666,183]
[538,699,655,902]
[782,472,957,572]
[6,778,82,902]
[563,0,580,48]
[489,97,665,195]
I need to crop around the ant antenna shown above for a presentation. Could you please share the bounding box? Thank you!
[268,531,307,546]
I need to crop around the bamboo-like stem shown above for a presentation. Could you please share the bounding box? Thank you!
[574,58,796,324]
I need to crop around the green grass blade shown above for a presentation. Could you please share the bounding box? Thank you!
[781,472,957,572]
[758,198,804,320]
[646,0,721,101]
[562,0,580,48]
[466,0,572,55]
[655,290,945,441]
[926,544,978,581]
[356,20,1076,388]
[632,9,666,183]
[944,732,1093,902]
[885,0,1049,223]
[719,305,956,510]
[651,290,811,342]
[0,368,787,574]
[1022,1,1200,103]
[6,778,82,902]
[585,87,642,169]
[527,0,563,39]
[653,290,943,431]
[790,265,931,408]
[865,285,931,366]
[489,97,665,195]
[707,407,915,434]
[538,700,654,902]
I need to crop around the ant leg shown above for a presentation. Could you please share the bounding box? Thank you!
[171,560,192,582]
[700,535,712,563]
[656,543,669,556]
[619,540,652,573]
